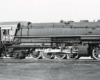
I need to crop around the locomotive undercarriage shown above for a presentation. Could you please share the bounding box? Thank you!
[0,44,86,60]
[3,47,79,60]
[0,40,80,60]
[1,37,100,60]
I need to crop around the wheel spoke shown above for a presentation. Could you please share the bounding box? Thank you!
[55,53,67,59]
[68,53,80,59]
[43,52,55,59]
[31,51,42,59]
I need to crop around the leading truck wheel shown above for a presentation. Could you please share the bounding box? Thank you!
[92,48,100,60]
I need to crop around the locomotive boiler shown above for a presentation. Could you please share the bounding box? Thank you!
[0,20,100,60]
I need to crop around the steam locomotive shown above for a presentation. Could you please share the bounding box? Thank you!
[0,20,100,60]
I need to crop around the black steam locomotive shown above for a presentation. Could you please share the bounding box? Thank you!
[0,20,100,60]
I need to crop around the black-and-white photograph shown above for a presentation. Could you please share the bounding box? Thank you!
[0,0,100,80]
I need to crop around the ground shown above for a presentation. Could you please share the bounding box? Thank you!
[0,58,100,80]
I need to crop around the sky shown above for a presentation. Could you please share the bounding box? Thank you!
[0,0,100,23]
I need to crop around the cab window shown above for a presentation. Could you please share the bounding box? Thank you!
[3,29,9,35]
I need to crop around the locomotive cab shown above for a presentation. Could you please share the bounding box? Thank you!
[1,27,14,42]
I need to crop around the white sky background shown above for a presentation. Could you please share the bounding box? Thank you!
[0,0,100,23]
